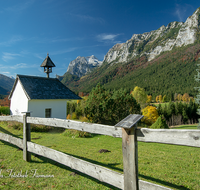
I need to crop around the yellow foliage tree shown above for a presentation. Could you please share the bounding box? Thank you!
[177,94,182,101]
[146,95,152,103]
[156,95,162,103]
[158,95,162,103]
[162,95,167,103]
[182,93,190,102]
[141,106,159,125]
[156,95,159,103]
[131,86,147,107]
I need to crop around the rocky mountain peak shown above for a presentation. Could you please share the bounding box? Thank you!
[66,55,102,78]
[103,7,200,64]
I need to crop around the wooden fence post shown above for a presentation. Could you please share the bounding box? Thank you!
[23,112,31,162]
[115,114,143,190]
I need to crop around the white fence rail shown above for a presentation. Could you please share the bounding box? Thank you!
[28,116,200,148]
[0,114,199,189]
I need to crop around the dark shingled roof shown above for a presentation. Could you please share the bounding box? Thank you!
[40,54,56,67]
[9,75,81,100]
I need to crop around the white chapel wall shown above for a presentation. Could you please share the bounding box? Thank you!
[10,81,29,115]
[28,99,67,119]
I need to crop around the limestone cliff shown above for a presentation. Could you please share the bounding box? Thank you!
[103,7,200,63]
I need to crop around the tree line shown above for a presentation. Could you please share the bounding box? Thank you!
[67,84,199,128]
[156,101,199,126]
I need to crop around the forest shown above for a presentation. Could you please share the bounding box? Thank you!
[66,84,200,129]
[62,43,200,101]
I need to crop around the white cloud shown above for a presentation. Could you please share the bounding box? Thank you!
[96,33,122,44]
[1,71,10,75]
[2,52,21,62]
[11,63,27,69]
[0,62,37,70]
[174,4,194,22]
[98,34,118,41]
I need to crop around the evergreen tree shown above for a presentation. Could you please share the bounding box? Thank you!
[195,63,200,129]
[150,115,169,129]
[157,104,162,115]
[85,83,113,124]
[182,108,188,124]
[85,83,140,125]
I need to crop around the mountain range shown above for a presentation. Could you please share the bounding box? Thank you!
[1,8,200,99]
[0,74,15,95]
[59,7,200,100]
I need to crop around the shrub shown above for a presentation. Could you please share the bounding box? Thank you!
[75,105,83,118]
[71,112,77,120]
[63,129,92,138]
[0,106,10,115]
[6,121,55,132]
[79,116,88,122]
[7,121,23,130]
[150,115,169,129]
[30,124,55,132]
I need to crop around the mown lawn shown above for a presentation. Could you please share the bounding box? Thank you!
[0,122,200,190]
[153,102,170,107]
[171,125,198,130]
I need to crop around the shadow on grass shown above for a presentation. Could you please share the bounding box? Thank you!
[0,125,191,190]
[30,152,121,189]
[139,174,190,190]
[0,126,22,139]
[30,150,190,190]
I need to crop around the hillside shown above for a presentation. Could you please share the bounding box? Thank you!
[0,74,15,95]
[61,7,200,99]
[62,43,200,99]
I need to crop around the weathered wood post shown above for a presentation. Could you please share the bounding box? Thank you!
[22,112,31,162]
[115,114,143,190]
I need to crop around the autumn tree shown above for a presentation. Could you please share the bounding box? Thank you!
[156,96,159,103]
[0,95,10,107]
[156,95,162,103]
[177,94,182,101]
[131,86,147,107]
[141,105,159,125]
[162,95,167,103]
[146,95,152,103]
[182,93,190,102]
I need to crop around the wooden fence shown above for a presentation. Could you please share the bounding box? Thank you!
[0,113,200,190]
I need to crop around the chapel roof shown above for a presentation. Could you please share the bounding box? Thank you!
[40,54,56,67]
[9,75,81,100]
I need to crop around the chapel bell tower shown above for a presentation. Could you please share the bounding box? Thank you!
[40,53,56,78]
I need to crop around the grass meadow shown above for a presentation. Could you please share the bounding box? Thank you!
[0,122,200,190]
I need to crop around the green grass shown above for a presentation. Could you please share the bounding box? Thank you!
[153,102,170,107]
[171,125,198,129]
[0,122,200,189]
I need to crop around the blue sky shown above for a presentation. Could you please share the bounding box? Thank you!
[0,0,199,78]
